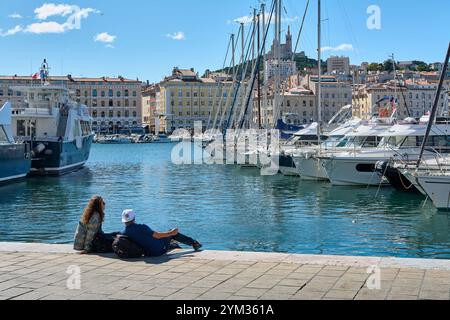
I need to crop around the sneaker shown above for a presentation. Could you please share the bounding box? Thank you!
[193,241,203,251]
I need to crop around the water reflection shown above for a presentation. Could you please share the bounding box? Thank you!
[0,143,449,259]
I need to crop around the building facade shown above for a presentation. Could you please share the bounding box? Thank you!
[141,84,159,133]
[264,59,297,82]
[326,56,350,75]
[156,68,247,133]
[352,80,449,120]
[0,75,143,134]
[302,75,353,120]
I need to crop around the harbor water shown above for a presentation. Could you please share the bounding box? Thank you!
[0,143,449,259]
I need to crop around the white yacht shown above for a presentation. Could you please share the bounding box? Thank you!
[10,60,94,176]
[291,118,363,180]
[321,119,450,186]
[415,172,450,210]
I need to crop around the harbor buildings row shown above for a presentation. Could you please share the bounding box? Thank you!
[0,75,142,134]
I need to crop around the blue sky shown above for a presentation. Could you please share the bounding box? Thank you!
[0,0,449,83]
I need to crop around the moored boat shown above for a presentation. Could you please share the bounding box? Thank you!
[0,102,31,184]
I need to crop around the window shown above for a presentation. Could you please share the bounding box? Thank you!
[133,101,137,107]
[132,91,137,97]
[93,89,97,97]
[92,110,98,118]
[117,101,121,107]
[133,111,137,117]
[125,110,129,117]
[92,99,97,107]
[125,100,129,107]
[109,99,113,107]
[101,91,105,97]
[125,90,129,97]
[109,110,113,117]
[109,90,113,97]
[101,101,105,107]
[117,111,121,118]
[117,91,121,97]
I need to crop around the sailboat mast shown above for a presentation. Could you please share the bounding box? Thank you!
[416,42,450,168]
[257,12,262,129]
[317,0,322,146]
[231,33,235,76]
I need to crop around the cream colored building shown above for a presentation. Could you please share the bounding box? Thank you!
[302,75,352,121]
[0,75,142,133]
[255,88,316,127]
[352,80,449,120]
[327,56,350,75]
[156,68,247,133]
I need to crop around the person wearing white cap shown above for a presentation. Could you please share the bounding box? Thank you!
[120,209,202,257]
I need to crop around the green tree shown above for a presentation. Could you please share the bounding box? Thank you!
[367,63,381,72]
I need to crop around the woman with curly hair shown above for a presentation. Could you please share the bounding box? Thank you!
[74,195,117,254]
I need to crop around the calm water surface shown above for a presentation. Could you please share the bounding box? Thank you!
[0,143,449,259]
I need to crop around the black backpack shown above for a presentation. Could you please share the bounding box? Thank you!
[112,235,144,259]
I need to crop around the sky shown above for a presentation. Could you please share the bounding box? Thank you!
[0,0,449,83]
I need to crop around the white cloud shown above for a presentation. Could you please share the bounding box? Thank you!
[105,44,115,49]
[94,32,117,43]
[321,44,354,52]
[25,22,65,34]
[166,31,185,41]
[0,25,23,37]
[35,3,77,20]
[230,12,298,26]
[23,4,99,34]
[1,3,98,36]
[8,13,23,19]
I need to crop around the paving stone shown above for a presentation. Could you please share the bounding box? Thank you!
[143,287,181,297]
[387,294,418,300]
[354,288,389,300]
[197,291,232,300]
[291,290,325,300]
[324,290,358,300]
[0,287,32,299]
[235,287,268,298]
[418,290,450,300]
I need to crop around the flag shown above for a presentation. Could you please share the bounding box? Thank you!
[32,73,39,80]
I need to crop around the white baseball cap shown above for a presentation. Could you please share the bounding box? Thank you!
[122,209,136,223]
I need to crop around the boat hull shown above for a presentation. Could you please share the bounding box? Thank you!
[29,135,93,176]
[279,155,299,176]
[322,157,388,186]
[294,156,328,181]
[379,162,420,193]
[0,144,31,184]
[417,175,450,210]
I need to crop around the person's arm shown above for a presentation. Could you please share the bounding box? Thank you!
[152,228,178,239]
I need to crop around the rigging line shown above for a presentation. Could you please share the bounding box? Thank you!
[232,22,258,130]
[221,21,255,130]
[292,0,310,61]
[229,20,259,129]
[238,1,276,130]
[213,24,246,130]
[337,0,362,59]
[206,35,234,130]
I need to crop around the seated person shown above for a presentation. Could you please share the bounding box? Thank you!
[120,209,202,257]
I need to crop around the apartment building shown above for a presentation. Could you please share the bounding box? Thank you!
[352,80,449,119]
[156,68,247,133]
[0,75,143,133]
